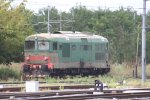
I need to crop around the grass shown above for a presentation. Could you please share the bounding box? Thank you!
[0,63,21,81]
[44,63,150,88]
[1,62,150,88]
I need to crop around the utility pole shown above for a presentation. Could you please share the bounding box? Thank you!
[60,12,62,31]
[48,6,50,33]
[134,12,138,79]
[142,0,146,83]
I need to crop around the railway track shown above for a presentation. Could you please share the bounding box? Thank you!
[0,90,93,99]
[26,92,150,100]
[1,82,150,100]
[1,82,150,99]
[0,81,46,84]
[1,83,150,93]
[1,89,150,100]
[0,84,94,92]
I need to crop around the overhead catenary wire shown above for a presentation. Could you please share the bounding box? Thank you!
[12,0,150,13]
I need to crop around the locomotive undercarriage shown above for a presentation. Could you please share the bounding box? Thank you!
[49,68,110,76]
[22,64,50,80]
[22,66,110,80]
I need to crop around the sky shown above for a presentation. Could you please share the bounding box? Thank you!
[12,0,150,13]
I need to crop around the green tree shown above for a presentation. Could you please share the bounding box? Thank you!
[70,6,94,32]
[92,8,138,63]
[0,0,33,64]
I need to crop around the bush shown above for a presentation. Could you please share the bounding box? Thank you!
[0,67,21,80]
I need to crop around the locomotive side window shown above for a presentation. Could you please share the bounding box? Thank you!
[59,44,62,50]
[53,42,58,50]
[38,41,49,50]
[80,45,92,51]
[62,43,70,57]
[25,41,35,50]
[71,45,76,50]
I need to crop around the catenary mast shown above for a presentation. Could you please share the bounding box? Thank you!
[142,0,146,83]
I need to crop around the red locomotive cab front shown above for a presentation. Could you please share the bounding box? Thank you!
[22,36,55,79]
[22,55,54,73]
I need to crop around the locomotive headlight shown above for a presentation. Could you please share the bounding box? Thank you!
[26,57,30,61]
[44,57,48,61]
[39,65,42,68]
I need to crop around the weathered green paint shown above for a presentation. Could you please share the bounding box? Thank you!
[24,32,109,68]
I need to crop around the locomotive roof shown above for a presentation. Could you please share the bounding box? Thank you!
[25,31,108,42]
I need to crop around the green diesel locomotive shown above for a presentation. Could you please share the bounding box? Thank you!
[22,31,110,78]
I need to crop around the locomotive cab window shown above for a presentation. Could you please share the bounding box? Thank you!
[95,43,105,51]
[38,41,49,50]
[95,43,106,60]
[25,41,35,50]
[95,53,105,60]
[106,43,108,51]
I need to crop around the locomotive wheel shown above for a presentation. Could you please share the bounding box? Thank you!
[21,74,27,81]
[23,65,30,72]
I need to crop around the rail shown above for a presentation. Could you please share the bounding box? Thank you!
[1,89,150,100]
